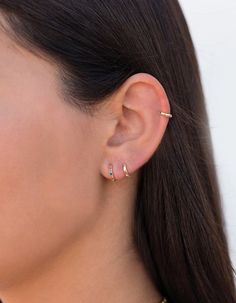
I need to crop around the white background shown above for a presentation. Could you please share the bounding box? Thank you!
[178,0,236,271]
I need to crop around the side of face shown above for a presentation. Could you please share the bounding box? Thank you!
[0,27,103,288]
[0,13,172,291]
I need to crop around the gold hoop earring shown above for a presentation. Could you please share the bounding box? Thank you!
[122,163,130,177]
[108,163,117,182]
[160,111,172,118]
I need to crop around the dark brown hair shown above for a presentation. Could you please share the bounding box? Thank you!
[0,1,235,303]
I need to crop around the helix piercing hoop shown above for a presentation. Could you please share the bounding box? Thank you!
[122,163,130,177]
[160,111,172,118]
[108,163,117,182]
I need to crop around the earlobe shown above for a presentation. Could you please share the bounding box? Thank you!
[100,73,173,182]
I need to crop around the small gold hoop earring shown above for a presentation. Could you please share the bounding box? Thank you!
[108,163,117,182]
[122,163,130,177]
[160,111,173,118]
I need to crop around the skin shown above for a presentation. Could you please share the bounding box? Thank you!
[0,21,171,303]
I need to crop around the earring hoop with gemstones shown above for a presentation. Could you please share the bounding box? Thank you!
[122,163,130,177]
[108,163,117,182]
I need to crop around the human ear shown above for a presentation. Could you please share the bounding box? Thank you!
[100,72,172,182]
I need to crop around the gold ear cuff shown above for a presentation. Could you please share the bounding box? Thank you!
[160,111,172,118]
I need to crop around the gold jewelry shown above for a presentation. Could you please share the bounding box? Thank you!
[122,162,130,177]
[160,111,172,118]
[108,163,117,182]
[158,297,167,303]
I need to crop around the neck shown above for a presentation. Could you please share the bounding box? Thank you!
[0,185,162,303]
